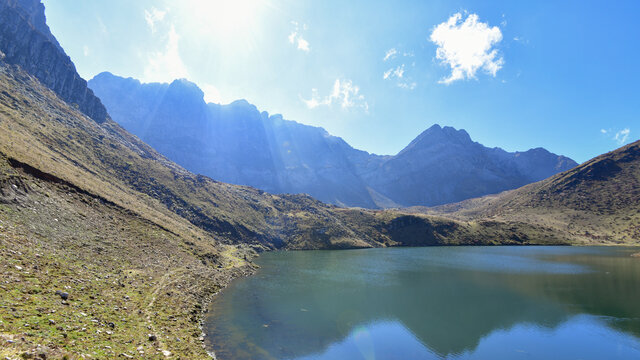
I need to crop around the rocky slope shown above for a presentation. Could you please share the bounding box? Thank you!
[0,0,107,123]
[417,140,640,245]
[89,72,577,208]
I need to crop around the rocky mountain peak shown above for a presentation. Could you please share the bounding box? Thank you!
[0,0,108,123]
[90,72,578,208]
[399,124,474,156]
[166,78,205,104]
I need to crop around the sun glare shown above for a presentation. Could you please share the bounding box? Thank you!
[182,0,267,41]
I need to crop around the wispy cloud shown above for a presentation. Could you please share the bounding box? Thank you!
[97,16,108,35]
[302,79,368,112]
[382,49,417,90]
[398,81,417,90]
[383,48,397,62]
[383,65,404,80]
[289,21,310,52]
[430,12,503,84]
[144,7,167,34]
[143,25,189,83]
[601,128,631,146]
[615,128,631,145]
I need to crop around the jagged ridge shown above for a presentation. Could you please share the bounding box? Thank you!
[89,72,577,208]
[0,0,107,123]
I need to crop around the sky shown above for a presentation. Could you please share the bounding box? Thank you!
[42,0,639,163]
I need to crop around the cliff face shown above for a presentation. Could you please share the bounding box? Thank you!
[90,73,578,208]
[89,72,384,208]
[0,0,107,123]
[362,125,578,207]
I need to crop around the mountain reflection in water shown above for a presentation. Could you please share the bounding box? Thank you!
[205,246,640,360]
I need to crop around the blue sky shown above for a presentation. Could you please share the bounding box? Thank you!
[42,0,639,163]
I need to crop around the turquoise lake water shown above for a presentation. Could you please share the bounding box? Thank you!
[205,246,640,359]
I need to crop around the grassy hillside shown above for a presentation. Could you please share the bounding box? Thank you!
[417,140,640,245]
[0,62,569,358]
[0,152,256,359]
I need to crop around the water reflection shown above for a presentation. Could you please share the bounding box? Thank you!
[205,246,640,360]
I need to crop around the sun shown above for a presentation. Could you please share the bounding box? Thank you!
[180,0,269,41]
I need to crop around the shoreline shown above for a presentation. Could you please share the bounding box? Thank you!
[200,249,260,359]
[198,242,640,358]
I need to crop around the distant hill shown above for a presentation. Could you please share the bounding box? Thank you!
[417,140,640,244]
[89,72,577,208]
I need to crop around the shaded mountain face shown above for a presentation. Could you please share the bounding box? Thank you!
[90,73,577,208]
[89,72,382,208]
[364,125,578,206]
[0,0,107,123]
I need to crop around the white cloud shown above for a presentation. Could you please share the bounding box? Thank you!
[430,12,504,84]
[145,7,167,33]
[143,25,189,83]
[614,128,630,145]
[384,64,405,80]
[383,48,397,61]
[296,37,310,52]
[383,62,417,90]
[289,22,310,52]
[302,79,368,112]
[398,81,417,90]
[601,128,632,146]
[382,47,418,89]
[83,45,89,57]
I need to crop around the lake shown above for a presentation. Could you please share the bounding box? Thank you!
[205,246,640,360]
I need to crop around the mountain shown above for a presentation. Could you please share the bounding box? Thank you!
[418,140,640,244]
[88,73,383,208]
[89,73,577,208]
[0,1,565,358]
[0,0,107,123]
[363,124,577,206]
